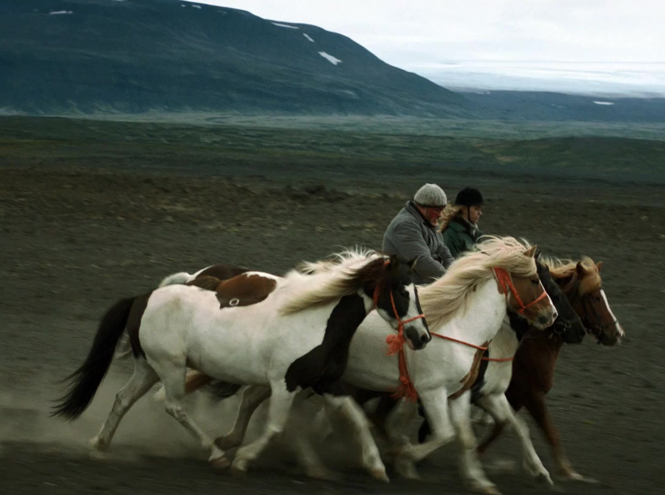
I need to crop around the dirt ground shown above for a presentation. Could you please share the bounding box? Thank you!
[1,162,664,495]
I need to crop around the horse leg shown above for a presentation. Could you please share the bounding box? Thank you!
[477,394,552,485]
[285,397,339,481]
[322,394,389,482]
[384,398,419,449]
[231,381,297,475]
[153,360,229,468]
[476,401,507,455]
[523,392,594,482]
[393,388,455,476]
[215,384,271,450]
[91,358,159,451]
[449,392,499,495]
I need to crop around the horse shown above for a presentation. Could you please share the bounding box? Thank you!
[476,255,625,481]
[168,236,558,492]
[370,257,586,488]
[51,249,431,481]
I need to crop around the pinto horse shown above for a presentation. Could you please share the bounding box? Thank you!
[52,250,431,481]
[476,255,625,481]
[171,237,558,492]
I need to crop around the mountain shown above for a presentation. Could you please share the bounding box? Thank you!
[461,90,665,123]
[0,0,469,117]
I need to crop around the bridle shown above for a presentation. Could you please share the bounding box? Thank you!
[373,283,427,356]
[493,267,549,315]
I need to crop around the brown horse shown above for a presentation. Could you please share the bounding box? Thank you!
[477,256,625,481]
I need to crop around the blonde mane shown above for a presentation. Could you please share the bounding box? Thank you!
[539,254,602,296]
[419,236,537,329]
[278,248,384,315]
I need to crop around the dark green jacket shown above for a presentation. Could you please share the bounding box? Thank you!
[442,217,484,259]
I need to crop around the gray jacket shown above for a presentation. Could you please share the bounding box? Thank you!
[382,201,454,285]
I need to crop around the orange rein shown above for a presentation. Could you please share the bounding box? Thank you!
[385,266,552,401]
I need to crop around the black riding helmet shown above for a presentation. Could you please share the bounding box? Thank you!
[454,187,484,207]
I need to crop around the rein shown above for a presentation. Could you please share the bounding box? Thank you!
[384,266,550,401]
[372,271,426,402]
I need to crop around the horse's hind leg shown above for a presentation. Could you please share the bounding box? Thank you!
[91,358,159,451]
[231,380,297,474]
[322,394,388,483]
[215,384,271,450]
[153,361,229,468]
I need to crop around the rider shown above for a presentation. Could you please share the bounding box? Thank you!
[382,183,454,284]
[441,186,485,258]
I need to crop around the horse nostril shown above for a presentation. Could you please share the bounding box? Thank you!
[421,333,431,344]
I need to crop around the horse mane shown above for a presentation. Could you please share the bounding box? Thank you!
[419,236,537,329]
[539,254,602,296]
[278,248,387,315]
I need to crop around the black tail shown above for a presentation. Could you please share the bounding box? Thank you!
[51,297,136,420]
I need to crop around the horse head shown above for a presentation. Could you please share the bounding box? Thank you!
[570,259,625,346]
[535,255,585,344]
[500,245,558,330]
[365,255,431,351]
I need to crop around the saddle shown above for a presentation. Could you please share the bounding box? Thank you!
[186,273,277,309]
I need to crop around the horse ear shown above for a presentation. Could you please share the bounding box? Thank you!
[407,257,418,271]
[535,248,542,261]
[596,261,603,272]
[523,246,537,258]
[576,261,588,276]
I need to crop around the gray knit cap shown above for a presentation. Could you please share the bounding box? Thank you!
[414,183,447,207]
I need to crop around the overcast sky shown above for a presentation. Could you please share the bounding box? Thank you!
[187,1,664,66]
[185,1,665,94]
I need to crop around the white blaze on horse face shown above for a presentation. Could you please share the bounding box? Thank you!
[542,281,557,323]
[600,289,624,339]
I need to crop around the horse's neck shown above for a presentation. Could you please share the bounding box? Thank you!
[488,319,520,359]
[430,279,506,346]
[319,292,373,350]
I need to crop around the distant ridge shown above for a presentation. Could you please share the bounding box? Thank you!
[0,0,470,117]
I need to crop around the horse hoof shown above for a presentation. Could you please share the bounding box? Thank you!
[231,459,248,477]
[369,467,389,483]
[214,435,240,451]
[210,455,230,470]
[561,471,598,484]
[89,436,109,452]
[537,472,554,486]
[394,459,421,480]
[152,387,166,402]
[485,458,518,474]
[306,466,341,482]
[468,482,501,495]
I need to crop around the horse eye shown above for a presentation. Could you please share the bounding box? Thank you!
[531,279,539,286]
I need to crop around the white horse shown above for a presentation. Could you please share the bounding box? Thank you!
[52,250,431,481]
[184,237,558,492]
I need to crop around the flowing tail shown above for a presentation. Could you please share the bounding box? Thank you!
[51,297,137,420]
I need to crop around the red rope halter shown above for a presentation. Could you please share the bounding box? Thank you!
[493,267,549,315]
[383,267,548,401]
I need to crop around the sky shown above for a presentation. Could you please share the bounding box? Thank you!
[184,1,665,95]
